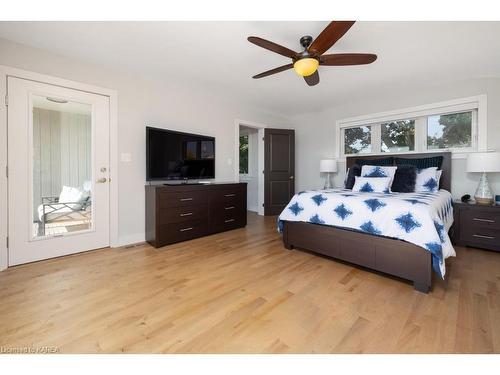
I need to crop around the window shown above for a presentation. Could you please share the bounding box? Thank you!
[344,126,372,154]
[337,96,485,159]
[239,135,249,174]
[427,111,472,150]
[381,120,415,153]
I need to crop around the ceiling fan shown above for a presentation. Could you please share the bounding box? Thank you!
[248,21,377,86]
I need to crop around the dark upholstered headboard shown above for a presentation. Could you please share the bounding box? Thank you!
[345,152,452,192]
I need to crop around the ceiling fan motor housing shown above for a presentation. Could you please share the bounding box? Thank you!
[299,35,313,49]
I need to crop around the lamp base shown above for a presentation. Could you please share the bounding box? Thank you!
[475,196,493,205]
[474,172,494,205]
[323,173,333,190]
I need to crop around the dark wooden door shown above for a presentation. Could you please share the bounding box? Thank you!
[264,128,295,215]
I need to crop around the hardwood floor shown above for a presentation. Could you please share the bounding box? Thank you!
[1,212,499,353]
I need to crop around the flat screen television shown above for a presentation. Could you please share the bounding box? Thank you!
[146,127,215,181]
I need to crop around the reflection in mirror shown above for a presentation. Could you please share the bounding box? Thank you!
[32,95,92,238]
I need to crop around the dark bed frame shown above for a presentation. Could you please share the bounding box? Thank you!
[281,152,452,293]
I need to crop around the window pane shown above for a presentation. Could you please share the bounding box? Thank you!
[239,135,249,174]
[427,111,472,150]
[381,120,415,153]
[32,95,92,238]
[344,126,372,154]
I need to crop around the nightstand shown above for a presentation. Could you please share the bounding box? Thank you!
[453,200,500,252]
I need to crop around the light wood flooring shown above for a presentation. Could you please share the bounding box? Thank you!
[1,212,500,353]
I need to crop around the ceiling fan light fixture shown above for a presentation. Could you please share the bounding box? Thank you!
[293,58,319,77]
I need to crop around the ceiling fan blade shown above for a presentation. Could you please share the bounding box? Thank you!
[303,71,320,86]
[308,21,356,55]
[320,53,377,66]
[248,36,297,58]
[252,63,293,79]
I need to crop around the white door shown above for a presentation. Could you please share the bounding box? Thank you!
[7,77,110,265]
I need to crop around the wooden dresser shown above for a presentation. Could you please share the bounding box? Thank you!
[453,200,500,252]
[145,182,247,248]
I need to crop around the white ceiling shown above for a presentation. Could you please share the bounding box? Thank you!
[1,21,499,116]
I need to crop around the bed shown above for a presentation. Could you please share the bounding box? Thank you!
[279,152,454,293]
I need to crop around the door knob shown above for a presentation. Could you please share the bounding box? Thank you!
[289,176,294,180]
[96,177,107,183]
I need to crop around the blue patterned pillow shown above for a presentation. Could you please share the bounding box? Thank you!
[361,165,397,178]
[352,176,392,193]
[415,167,439,192]
[360,165,397,190]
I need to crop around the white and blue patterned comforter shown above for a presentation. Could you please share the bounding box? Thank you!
[278,189,455,277]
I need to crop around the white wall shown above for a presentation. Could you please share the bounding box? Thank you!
[291,78,500,199]
[0,38,291,250]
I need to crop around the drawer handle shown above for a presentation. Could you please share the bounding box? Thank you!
[224,193,236,197]
[473,218,495,223]
[179,227,193,232]
[179,212,193,217]
[225,206,235,210]
[224,219,235,223]
[472,234,495,240]
[180,197,193,201]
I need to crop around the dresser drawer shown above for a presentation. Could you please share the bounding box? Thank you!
[158,220,208,245]
[460,208,500,231]
[210,201,245,216]
[461,226,500,251]
[210,186,245,204]
[159,204,208,225]
[209,211,245,233]
[158,190,208,208]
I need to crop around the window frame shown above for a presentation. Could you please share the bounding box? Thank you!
[336,95,487,161]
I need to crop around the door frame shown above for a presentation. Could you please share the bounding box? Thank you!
[234,119,267,216]
[0,65,119,271]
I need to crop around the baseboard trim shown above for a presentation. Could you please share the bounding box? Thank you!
[115,233,146,248]
[0,249,7,271]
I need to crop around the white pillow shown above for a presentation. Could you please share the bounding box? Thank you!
[352,176,392,194]
[415,167,439,192]
[59,186,84,203]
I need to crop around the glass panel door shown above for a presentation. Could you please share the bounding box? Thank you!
[8,76,110,266]
[31,95,93,239]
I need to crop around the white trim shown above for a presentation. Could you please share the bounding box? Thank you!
[0,69,7,271]
[109,94,119,248]
[116,232,145,248]
[234,119,269,216]
[0,65,119,270]
[336,95,487,161]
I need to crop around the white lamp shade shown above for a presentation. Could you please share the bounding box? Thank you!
[467,152,500,173]
[320,159,337,173]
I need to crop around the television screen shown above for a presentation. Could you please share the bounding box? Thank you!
[146,127,215,181]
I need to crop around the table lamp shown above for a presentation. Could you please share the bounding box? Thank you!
[320,159,337,189]
[466,151,500,205]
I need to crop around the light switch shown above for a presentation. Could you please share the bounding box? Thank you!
[121,153,132,162]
